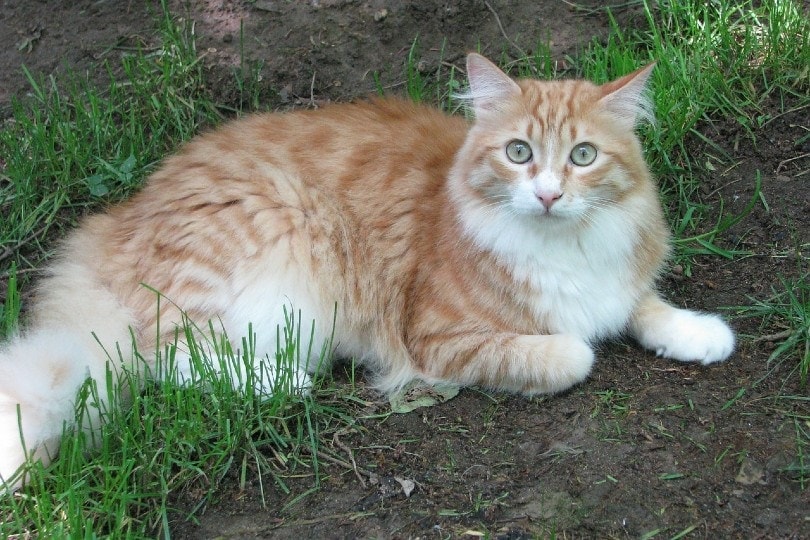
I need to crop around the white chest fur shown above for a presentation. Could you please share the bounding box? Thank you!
[460,200,646,342]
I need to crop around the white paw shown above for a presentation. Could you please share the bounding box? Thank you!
[643,310,735,365]
[552,333,596,384]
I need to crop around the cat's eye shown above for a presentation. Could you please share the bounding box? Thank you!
[505,140,532,164]
[570,143,597,166]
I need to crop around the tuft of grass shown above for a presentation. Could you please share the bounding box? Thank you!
[736,273,810,387]
[671,170,761,270]
[402,37,461,112]
[0,0,223,287]
[591,390,633,419]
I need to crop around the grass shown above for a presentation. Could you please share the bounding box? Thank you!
[0,1,224,289]
[0,0,809,537]
[737,273,810,387]
[789,414,810,489]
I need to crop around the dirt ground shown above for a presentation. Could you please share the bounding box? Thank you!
[1,1,808,538]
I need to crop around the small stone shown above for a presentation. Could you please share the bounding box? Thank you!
[394,476,415,497]
[735,458,766,485]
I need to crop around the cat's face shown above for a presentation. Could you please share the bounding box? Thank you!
[456,54,655,227]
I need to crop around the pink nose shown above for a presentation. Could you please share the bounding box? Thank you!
[536,190,563,209]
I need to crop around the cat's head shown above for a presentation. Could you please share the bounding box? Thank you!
[452,53,655,228]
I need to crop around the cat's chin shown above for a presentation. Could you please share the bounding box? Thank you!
[523,207,583,226]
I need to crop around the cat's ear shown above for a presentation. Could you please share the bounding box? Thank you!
[598,63,656,127]
[461,53,522,117]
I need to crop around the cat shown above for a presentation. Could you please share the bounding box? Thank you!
[0,53,734,490]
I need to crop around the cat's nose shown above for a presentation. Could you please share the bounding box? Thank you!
[536,190,563,210]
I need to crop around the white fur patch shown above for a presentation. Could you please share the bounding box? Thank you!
[0,330,94,491]
[456,192,646,341]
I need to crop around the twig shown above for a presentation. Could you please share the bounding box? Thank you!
[309,71,318,109]
[304,446,376,487]
[776,152,810,175]
[752,329,795,343]
[0,225,51,264]
[760,102,810,128]
[0,266,39,280]
[333,428,367,487]
[484,1,528,61]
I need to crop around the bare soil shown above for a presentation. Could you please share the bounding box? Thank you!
[1,1,808,538]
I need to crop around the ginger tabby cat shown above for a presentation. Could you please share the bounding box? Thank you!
[0,54,734,489]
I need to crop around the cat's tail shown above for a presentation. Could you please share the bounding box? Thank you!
[0,330,96,489]
[0,258,138,491]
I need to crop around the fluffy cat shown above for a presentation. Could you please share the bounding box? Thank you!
[0,53,734,490]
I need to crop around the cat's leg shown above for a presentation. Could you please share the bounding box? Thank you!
[412,329,595,395]
[629,291,734,364]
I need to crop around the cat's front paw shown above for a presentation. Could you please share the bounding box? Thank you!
[517,333,595,394]
[639,309,735,365]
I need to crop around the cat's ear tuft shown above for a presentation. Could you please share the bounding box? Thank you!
[457,53,522,118]
[598,63,656,127]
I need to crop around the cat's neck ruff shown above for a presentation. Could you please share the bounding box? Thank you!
[452,191,647,340]
[454,191,641,272]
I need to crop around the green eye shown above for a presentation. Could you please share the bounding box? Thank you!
[505,140,532,164]
[570,143,597,166]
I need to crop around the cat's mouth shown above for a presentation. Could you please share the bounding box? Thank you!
[530,203,570,220]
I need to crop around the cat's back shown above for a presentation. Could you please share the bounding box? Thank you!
[183,97,466,185]
[70,98,467,317]
[96,97,467,228]
[115,97,468,226]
